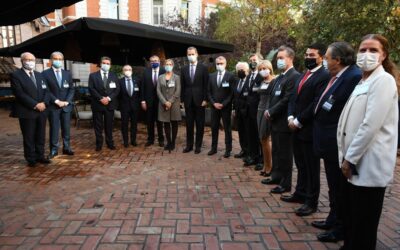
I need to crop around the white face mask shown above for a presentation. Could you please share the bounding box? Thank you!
[101,63,111,72]
[259,69,270,78]
[216,64,225,72]
[124,70,132,78]
[356,52,380,72]
[23,61,35,71]
[187,55,197,63]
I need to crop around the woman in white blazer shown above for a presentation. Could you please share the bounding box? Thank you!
[337,34,400,250]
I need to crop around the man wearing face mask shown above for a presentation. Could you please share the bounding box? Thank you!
[233,62,250,159]
[88,56,120,151]
[42,51,75,159]
[312,42,361,243]
[243,54,263,168]
[262,46,300,194]
[141,55,165,147]
[281,44,330,217]
[11,52,50,167]
[207,56,235,157]
[181,46,209,154]
[118,65,141,148]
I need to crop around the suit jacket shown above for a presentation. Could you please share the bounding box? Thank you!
[157,73,182,122]
[42,68,75,112]
[207,71,235,110]
[233,77,248,116]
[288,66,330,141]
[244,72,263,118]
[88,70,120,111]
[269,67,301,132]
[118,76,141,113]
[180,63,209,107]
[337,66,398,187]
[141,67,166,107]
[10,68,50,119]
[313,64,362,157]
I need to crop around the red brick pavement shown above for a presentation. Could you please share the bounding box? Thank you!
[0,109,399,250]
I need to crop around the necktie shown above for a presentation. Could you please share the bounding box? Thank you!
[297,70,311,94]
[315,76,338,113]
[250,72,255,83]
[103,72,108,88]
[237,79,244,92]
[56,70,62,88]
[153,71,157,86]
[217,73,222,87]
[29,71,37,88]
[190,65,195,82]
[127,78,132,96]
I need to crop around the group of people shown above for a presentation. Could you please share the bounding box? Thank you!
[10,34,399,250]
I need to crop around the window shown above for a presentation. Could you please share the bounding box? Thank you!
[0,26,16,48]
[153,0,163,26]
[181,0,188,20]
[109,0,119,19]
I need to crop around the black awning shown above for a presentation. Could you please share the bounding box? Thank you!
[0,0,83,26]
[0,17,234,65]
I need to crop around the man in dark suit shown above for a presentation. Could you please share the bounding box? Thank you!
[207,56,235,158]
[42,51,75,158]
[281,44,330,216]
[140,55,165,147]
[119,65,140,147]
[11,52,50,167]
[311,42,362,243]
[88,56,120,151]
[243,54,263,168]
[263,45,301,194]
[181,46,209,154]
[233,62,250,160]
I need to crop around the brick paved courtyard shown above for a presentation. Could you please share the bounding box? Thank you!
[0,109,399,250]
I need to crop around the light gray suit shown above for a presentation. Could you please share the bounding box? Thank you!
[157,73,182,122]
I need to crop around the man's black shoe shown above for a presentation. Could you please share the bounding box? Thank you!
[95,146,102,151]
[234,151,245,158]
[108,145,116,150]
[223,151,231,158]
[295,204,317,216]
[280,194,305,204]
[261,178,280,185]
[27,161,37,167]
[131,142,137,147]
[208,149,217,156]
[62,149,74,155]
[311,220,333,230]
[37,158,51,164]
[270,186,290,194]
[317,230,343,243]
[254,163,263,171]
[183,147,193,153]
[159,141,165,147]
[145,141,154,147]
[194,148,201,154]
[243,158,256,166]
[48,152,58,159]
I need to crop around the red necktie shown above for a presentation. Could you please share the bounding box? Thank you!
[315,76,338,113]
[297,70,311,94]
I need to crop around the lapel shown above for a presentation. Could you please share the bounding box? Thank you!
[121,77,128,94]
[98,71,108,89]
[296,69,317,97]
[34,71,43,97]
[192,63,201,83]
[20,69,38,97]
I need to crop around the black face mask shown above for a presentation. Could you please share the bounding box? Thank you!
[249,61,257,70]
[237,70,246,79]
[304,58,318,70]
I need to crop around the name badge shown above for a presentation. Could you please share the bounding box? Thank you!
[275,90,281,96]
[134,87,139,92]
[63,81,69,88]
[109,82,116,88]
[243,92,249,96]
[322,96,335,111]
[41,81,47,89]
[222,82,229,88]
[260,83,269,90]
[168,82,175,88]
[252,87,260,92]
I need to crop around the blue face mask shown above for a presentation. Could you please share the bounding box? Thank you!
[277,59,286,70]
[52,60,62,69]
[151,62,160,69]
[165,65,173,72]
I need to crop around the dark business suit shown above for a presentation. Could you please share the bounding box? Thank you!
[141,67,165,144]
[119,76,141,146]
[181,63,209,149]
[11,68,50,163]
[269,67,301,189]
[88,70,120,149]
[313,64,362,230]
[288,66,330,207]
[42,68,75,154]
[207,71,235,151]
[244,72,263,161]
[233,77,248,156]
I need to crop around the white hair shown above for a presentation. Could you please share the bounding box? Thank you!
[50,51,64,59]
[20,52,35,61]
[123,64,132,70]
[235,61,249,72]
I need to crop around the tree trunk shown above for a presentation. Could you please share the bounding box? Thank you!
[256,35,262,57]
